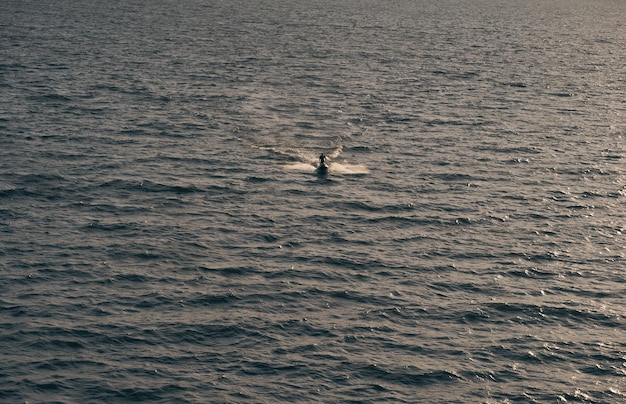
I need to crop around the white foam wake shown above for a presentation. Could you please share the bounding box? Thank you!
[239,136,367,175]
[327,162,369,174]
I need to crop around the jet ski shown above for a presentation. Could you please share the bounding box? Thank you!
[315,162,329,175]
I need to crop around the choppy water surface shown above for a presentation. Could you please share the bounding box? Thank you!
[1,0,625,402]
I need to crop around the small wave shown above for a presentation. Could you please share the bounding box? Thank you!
[239,136,317,163]
[0,183,17,197]
[282,162,317,173]
[354,363,465,386]
[98,179,200,194]
[32,93,72,102]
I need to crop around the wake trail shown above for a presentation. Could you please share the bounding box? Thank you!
[239,136,368,175]
[238,136,316,163]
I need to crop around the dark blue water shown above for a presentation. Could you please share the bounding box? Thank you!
[1,0,625,402]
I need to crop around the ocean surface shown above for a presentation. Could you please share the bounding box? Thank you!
[1,0,625,402]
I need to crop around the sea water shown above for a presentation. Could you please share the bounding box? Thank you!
[1,0,624,402]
